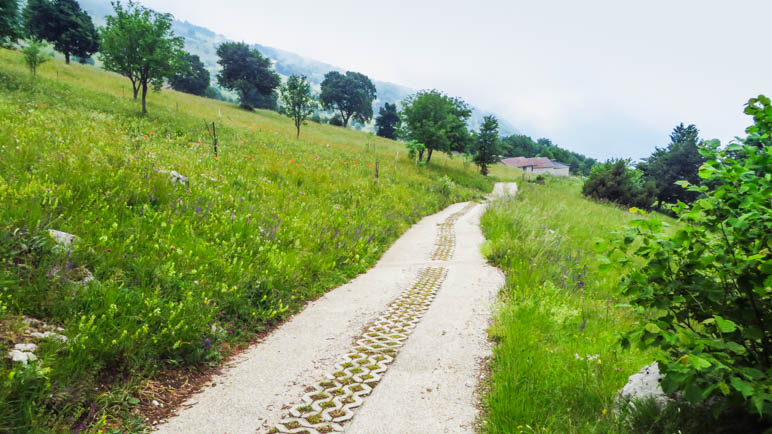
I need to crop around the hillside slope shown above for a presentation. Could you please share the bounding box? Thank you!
[76,0,519,135]
[0,49,515,431]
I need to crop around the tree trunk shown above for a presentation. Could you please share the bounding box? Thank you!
[418,149,424,162]
[342,111,351,128]
[141,82,148,114]
[426,149,434,163]
[131,80,139,99]
[296,118,300,138]
[64,52,70,64]
[481,163,488,176]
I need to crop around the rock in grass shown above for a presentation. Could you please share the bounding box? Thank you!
[616,362,670,409]
[159,169,188,185]
[8,343,38,364]
[48,229,78,247]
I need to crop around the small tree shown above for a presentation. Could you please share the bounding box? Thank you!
[399,89,472,163]
[581,159,656,209]
[169,52,210,96]
[319,71,377,128]
[23,0,99,64]
[100,0,185,114]
[216,41,280,111]
[0,0,23,45]
[23,40,49,76]
[279,74,316,138]
[375,102,400,139]
[472,115,501,175]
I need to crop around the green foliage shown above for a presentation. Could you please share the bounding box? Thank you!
[22,40,49,75]
[481,178,664,432]
[399,89,472,163]
[100,0,185,113]
[319,71,377,128]
[404,140,426,163]
[328,113,344,126]
[169,52,210,96]
[375,102,400,139]
[502,134,598,176]
[22,0,98,64]
[472,115,501,176]
[215,41,279,111]
[604,95,772,421]
[638,123,707,208]
[581,159,656,209]
[0,0,22,45]
[279,74,317,138]
[0,47,504,430]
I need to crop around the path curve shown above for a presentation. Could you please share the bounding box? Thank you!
[157,183,517,434]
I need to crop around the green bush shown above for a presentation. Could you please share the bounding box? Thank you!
[604,95,772,422]
[582,159,656,209]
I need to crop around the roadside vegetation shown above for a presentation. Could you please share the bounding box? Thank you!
[481,177,664,432]
[482,96,771,432]
[0,48,516,431]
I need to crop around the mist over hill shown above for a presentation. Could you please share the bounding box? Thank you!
[78,0,518,135]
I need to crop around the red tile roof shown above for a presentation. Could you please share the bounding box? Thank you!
[501,157,556,169]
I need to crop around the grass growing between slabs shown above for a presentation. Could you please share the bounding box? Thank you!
[480,177,678,433]
[0,48,517,431]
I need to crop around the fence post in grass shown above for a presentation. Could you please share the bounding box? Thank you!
[375,157,379,184]
[206,121,218,158]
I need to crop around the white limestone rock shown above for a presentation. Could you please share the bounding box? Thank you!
[8,343,38,364]
[49,229,78,247]
[616,362,670,409]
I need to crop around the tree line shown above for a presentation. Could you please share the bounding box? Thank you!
[1,0,556,176]
[581,123,707,211]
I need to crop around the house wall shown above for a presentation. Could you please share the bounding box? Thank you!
[552,166,570,177]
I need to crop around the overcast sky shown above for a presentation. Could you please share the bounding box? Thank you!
[138,0,770,160]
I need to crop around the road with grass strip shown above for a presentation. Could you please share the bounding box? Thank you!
[157,183,516,433]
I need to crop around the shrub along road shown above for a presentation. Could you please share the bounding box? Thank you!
[157,183,516,433]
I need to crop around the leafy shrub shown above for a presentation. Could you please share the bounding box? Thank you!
[604,95,772,422]
[582,159,656,209]
[404,140,426,162]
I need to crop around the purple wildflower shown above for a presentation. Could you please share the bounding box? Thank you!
[203,338,211,350]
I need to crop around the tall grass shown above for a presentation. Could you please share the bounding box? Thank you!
[0,48,517,431]
[480,177,675,433]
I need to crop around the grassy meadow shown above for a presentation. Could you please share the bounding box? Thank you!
[480,177,677,433]
[0,48,518,431]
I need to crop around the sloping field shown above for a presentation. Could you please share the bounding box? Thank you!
[0,48,517,431]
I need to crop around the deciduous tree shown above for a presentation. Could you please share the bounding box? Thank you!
[375,102,400,139]
[319,71,377,128]
[472,115,501,175]
[216,42,280,111]
[169,53,210,96]
[279,74,316,138]
[399,89,471,163]
[22,40,49,75]
[100,0,185,114]
[23,0,98,64]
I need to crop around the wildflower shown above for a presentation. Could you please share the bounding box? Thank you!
[602,408,608,415]
[203,338,211,350]
[574,353,583,360]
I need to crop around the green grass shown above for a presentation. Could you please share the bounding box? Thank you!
[480,177,679,433]
[0,48,518,432]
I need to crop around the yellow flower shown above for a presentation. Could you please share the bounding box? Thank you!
[602,408,608,415]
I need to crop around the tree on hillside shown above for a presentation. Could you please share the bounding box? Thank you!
[279,74,316,138]
[169,53,210,96]
[100,0,185,114]
[243,88,278,111]
[375,102,400,139]
[319,71,377,128]
[22,40,49,75]
[0,0,23,45]
[472,115,501,175]
[399,89,472,163]
[216,42,280,111]
[639,123,706,208]
[23,0,99,64]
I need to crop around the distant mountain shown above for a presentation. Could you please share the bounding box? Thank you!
[79,0,518,135]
